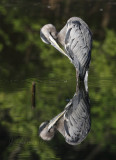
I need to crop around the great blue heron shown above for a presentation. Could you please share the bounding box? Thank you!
[40,17,92,82]
[39,86,91,145]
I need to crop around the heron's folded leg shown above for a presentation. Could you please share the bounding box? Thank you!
[76,69,79,82]
[76,69,79,93]
[84,70,88,92]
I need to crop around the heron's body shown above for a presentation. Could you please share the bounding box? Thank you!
[40,17,92,81]
[39,87,91,145]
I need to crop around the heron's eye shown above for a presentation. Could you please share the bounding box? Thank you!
[51,32,57,39]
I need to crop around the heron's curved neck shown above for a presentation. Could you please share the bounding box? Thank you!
[57,25,67,46]
[56,117,65,136]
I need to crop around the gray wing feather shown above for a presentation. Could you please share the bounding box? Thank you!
[65,18,92,80]
[64,88,91,145]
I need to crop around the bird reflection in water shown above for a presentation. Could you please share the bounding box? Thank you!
[39,17,92,145]
[39,85,91,145]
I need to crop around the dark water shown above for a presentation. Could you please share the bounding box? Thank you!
[0,0,116,160]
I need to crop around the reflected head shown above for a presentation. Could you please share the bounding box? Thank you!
[39,121,55,141]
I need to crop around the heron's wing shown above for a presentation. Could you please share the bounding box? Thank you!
[64,88,91,145]
[65,18,92,79]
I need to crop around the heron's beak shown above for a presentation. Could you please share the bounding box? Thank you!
[49,35,68,58]
[48,110,65,130]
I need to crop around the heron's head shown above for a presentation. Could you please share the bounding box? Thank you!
[40,24,66,55]
[40,24,57,44]
[39,121,55,141]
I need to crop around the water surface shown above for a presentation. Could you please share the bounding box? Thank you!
[0,0,116,160]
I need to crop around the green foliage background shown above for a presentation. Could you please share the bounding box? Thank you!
[0,0,116,160]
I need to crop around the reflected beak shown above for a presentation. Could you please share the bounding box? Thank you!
[49,35,71,61]
[48,110,65,130]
